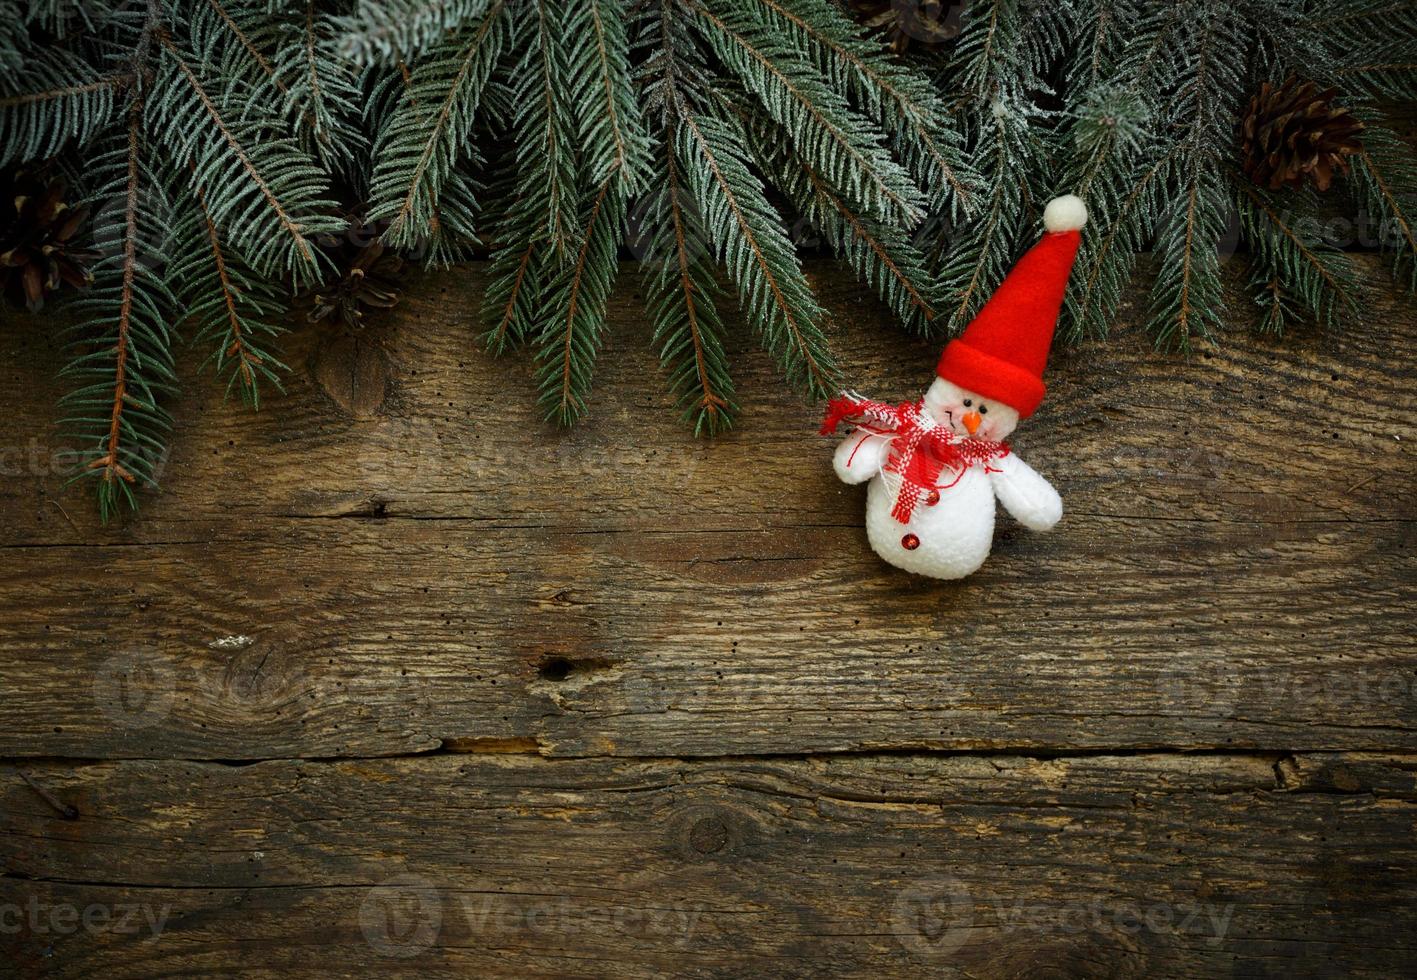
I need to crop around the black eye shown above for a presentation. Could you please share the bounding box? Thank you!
[979,404,988,414]
[962,399,972,407]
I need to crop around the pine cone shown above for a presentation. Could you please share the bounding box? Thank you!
[1240,77,1364,192]
[842,0,963,53]
[0,167,97,311]
[300,219,406,330]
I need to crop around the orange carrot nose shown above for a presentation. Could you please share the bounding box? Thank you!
[962,411,982,435]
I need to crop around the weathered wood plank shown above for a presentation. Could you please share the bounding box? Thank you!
[0,513,1412,760]
[2,753,1414,977]
[2,261,1414,534]
[0,261,1412,760]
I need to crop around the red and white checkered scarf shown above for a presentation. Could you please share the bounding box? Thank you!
[821,394,1009,523]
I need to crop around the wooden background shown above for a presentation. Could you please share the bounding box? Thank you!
[0,256,1413,977]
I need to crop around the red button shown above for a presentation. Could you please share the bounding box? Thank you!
[901,533,920,550]
[926,490,941,506]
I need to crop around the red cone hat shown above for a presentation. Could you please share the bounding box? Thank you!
[936,195,1087,418]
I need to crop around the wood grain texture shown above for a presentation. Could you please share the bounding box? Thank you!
[0,257,1414,976]
[2,753,1415,977]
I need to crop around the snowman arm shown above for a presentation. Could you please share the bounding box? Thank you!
[988,452,1063,531]
[833,431,891,484]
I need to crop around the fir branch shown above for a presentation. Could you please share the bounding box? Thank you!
[1334,60,1417,74]
[368,2,506,254]
[60,104,177,522]
[271,0,368,175]
[0,3,21,73]
[1310,0,1417,99]
[1066,148,1173,340]
[528,0,652,422]
[1060,6,1166,341]
[331,0,490,66]
[744,0,977,213]
[1067,87,1150,216]
[150,31,339,283]
[1250,275,1294,334]
[478,3,581,352]
[687,0,924,226]
[805,164,938,331]
[675,109,836,396]
[947,0,1071,98]
[1144,2,1242,348]
[0,78,128,108]
[1350,125,1417,291]
[1063,0,1168,200]
[935,102,1041,332]
[636,0,738,434]
[1147,163,1229,349]
[302,2,333,137]
[1237,182,1359,331]
[1169,2,1243,142]
[535,179,625,422]
[197,202,266,400]
[735,96,939,333]
[201,0,283,90]
[1070,0,1121,90]
[635,0,716,124]
[571,0,650,191]
[929,0,1064,332]
[482,237,540,353]
[521,0,580,259]
[195,0,361,175]
[1309,0,1417,28]
[99,111,144,491]
[0,50,127,165]
[174,181,289,407]
[640,140,738,435]
[951,0,1006,93]
[476,0,582,281]
[19,0,99,39]
[1060,1,1199,340]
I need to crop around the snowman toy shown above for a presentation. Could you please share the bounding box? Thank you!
[821,194,1087,580]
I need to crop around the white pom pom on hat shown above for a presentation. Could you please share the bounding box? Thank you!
[1043,194,1088,233]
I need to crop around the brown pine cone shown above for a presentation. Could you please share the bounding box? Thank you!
[1239,77,1364,192]
[0,167,97,311]
[300,218,406,330]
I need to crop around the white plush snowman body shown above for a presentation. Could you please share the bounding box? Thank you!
[832,378,1062,580]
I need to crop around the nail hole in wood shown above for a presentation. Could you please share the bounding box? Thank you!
[538,656,573,682]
